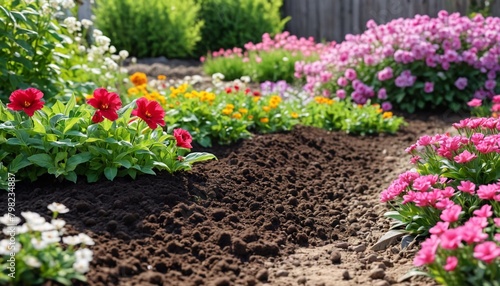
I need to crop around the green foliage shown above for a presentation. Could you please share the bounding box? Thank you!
[0,1,63,101]
[0,94,215,188]
[194,0,288,56]
[94,0,203,58]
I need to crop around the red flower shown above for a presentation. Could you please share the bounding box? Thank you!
[234,85,240,91]
[173,128,193,149]
[225,87,232,94]
[244,88,251,94]
[87,88,122,123]
[7,88,44,117]
[131,97,165,129]
[253,91,261,96]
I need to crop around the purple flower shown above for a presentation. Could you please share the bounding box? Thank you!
[377,88,387,100]
[381,101,392,111]
[424,82,434,93]
[455,77,468,90]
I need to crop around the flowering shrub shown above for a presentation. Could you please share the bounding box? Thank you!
[296,11,500,113]
[381,117,500,236]
[0,203,93,285]
[414,206,500,285]
[203,32,332,82]
[0,88,215,188]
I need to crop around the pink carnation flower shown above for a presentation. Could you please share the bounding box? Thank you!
[454,150,477,163]
[474,242,500,264]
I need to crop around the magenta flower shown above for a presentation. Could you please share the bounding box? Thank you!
[454,150,477,163]
[455,77,468,90]
[473,242,500,264]
[444,256,458,271]
[414,244,436,266]
[494,218,500,227]
[485,79,496,91]
[429,222,449,236]
[477,184,499,200]
[377,88,387,100]
[336,89,346,99]
[337,77,348,87]
[381,101,392,111]
[440,205,462,223]
[440,228,462,250]
[424,82,434,93]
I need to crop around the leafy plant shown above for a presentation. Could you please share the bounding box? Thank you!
[94,0,203,58]
[0,87,216,188]
[194,0,288,56]
[0,203,93,286]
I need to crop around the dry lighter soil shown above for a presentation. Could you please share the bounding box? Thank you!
[3,112,461,286]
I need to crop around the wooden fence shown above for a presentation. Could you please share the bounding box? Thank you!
[282,0,500,42]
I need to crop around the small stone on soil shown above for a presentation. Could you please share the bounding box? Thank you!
[352,244,366,252]
[275,269,289,278]
[335,242,349,249]
[330,251,342,264]
[297,277,307,284]
[342,270,351,280]
[373,280,390,286]
[256,269,268,282]
[369,268,385,279]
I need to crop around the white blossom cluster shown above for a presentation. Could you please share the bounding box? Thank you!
[0,203,94,274]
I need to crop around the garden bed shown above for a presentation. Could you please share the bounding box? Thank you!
[3,111,456,286]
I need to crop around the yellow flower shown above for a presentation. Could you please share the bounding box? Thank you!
[137,84,149,95]
[260,117,269,123]
[376,108,383,114]
[222,108,232,115]
[84,94,93,100]
[291,112,299,119]
[148,91,166,105]
[128,87,140,96]
[200,92,216,102]
[248,115,254,120]
[253,96,261,102]
[313,96,334,105]
[270,95,282,104]
[382,111,393,119]
[130,72,148,86]
[238,108,248,114]
[226,104,235,110]
[184,92,196,99]
[157,75,167,81]
[232,112,242,119]
[262,106,271,112]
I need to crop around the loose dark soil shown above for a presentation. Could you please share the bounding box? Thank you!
[3,115,455,286]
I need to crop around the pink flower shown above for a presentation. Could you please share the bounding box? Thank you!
[377,88,387,100]
[477,184,499,200]
[336,89,346,99]
[337,77,348,87]
[345,68,357,81]
[377,67,393,81]
[467,98,482,107]
[440,205,462,223]
[414,244,437,266]
[436,198,455,210]
[429,222,449,236]
[444,256,458,271]
[381,101,392,111]
[473,242,500,263]
[473,204,493,218]
[493,95,500,104]
[455,77,468,90]
[454,150,477,163]
[424,82,434,93]
[440,228,462,250]
[494,218,500,227]
[457,181,476,194]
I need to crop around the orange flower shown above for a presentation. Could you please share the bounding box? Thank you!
[382,112,393,119]
[157,75,167,81]
[260,117,269,123]
[232,112,242,119]
[262,106,271,112]
[130,72,148,86]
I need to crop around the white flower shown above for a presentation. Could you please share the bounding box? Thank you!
[61,0,75,9]
[109,45,117,54]
[111,54,121,62]
[212,73,225,80]
[131,57,137,64]
[49,0,60,9]
[92,29,103,38]
[47,203,69,214]
[78,45,86,53]
[119,50,129,59]
[41,3,51,15]
[24,0,35,4]
[73,259,90,273]
[192,75,203,83]
[21,211,46,227]
[78,233,94,245]
[51,219,66,230]
[81,19,93,29]
[25,256,41,268]
[75,248,93,262]
[62,235,81,245]
[240,76,251,83]
[0,239,21,255]
[95,36,111,48]
[0,214,20,226]
[31,238,47,250]
[282,57,289,62]
[41,230,60,244]
[3,224,28,235]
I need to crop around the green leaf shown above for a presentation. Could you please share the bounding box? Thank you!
[63,117,80,133]
[183,152,217,164]
[28,154,54,169]
[64,95,77,116]
[9,154,33,172]
[32,117,46,134]
[86,171,100,183]
[115,159,132,169]
[104,166,118,181]
[65,171,77,183]
[66,152,92,171]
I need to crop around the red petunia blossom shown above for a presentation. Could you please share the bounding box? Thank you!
[7,88,45,117]
[253,91,261,96]
[225,87,232,94]
[131,97,165,129]
[244,88,251,94]
[234,85,240,91]
[173,128,193,149]
[87,88,122,123]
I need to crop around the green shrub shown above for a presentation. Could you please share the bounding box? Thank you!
[194,0,288,56]
[94,0,203,58]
